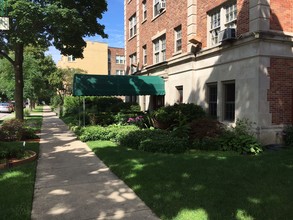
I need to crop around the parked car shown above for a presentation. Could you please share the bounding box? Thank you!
[0,102,13,113]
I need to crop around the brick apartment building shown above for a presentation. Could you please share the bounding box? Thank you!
[124,0,293,144]
[108,47,125,75]
[58,41,125,76]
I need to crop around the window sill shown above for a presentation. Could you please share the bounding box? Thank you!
[128,34,137,41]
[151,10,166,22]
[172,51,182,56]
[142,19,147,24]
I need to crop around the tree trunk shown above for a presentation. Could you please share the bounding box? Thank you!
[14,44,24,120]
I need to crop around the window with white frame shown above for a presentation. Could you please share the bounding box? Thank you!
[116,70,125,75]
[142,0,147,21]
[153,35,166,64]
[129,53,137,74]
[143,45,147,65]
[174,25,182,52]
[154,0,166,17]
[208,1,237,46]
[67,55,75,62]
[225,3,237,28]
[116,55,125,64]
[129,14,137,38]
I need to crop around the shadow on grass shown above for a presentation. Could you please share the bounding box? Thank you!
[89,141,293,220]
[0,142,39,220]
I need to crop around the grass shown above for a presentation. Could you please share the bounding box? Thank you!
[87,140,293,220]
[0,142,39,220]
[0,106,42,219]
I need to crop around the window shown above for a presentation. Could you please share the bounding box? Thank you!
[153,35,166,64]
[116,55,125,64]
[208,84,217,117]
[116,70,125,75]
[67,55,75,62]
[154,0,166,17]
[210,10,221,45]
[208,2,237,46]
[224,82,235,121]
[129,53,137,74]
[129,14,137,38]
[176,86,183,103]
[174,25,182,52]
[143,45,147,65]
[152,95,165,110]
[142,0,147,21]
[225,3,237,28]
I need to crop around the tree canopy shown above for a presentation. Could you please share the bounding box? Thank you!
[0,46,56,106]
[0,0,108,119]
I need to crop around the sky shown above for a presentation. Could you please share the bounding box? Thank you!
[46,0,125,63]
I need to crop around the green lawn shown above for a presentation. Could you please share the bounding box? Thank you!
[0,107,42,219]
[88,141,293,220]
[0,142,39,220]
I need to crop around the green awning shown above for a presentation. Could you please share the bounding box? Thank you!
[73,74,165,96]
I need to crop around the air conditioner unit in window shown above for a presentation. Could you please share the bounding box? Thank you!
[218,28,236,42]
[159,0,166,11]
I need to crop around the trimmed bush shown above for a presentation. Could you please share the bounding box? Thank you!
[78,125,139,142]
[139,135,188,154]
[119,128,188,153]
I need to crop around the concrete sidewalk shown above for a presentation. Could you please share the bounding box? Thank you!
[31,106,159,220]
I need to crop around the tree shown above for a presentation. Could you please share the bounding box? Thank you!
[48,67,85,106]
[0,46,57,108]
[0,0,108,119]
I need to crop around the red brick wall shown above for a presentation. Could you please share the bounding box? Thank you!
[197,0,249,47]
[126,0,138,59]
[108,47,125,75]
[126,0,187,70]
[237,0,249,35]
[268,58,293,124]
[270,0,293,32]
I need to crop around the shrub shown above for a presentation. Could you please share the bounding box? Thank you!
[111,102,141,113]
[189,117,225,141]
[283,125,293,146]
[151,103,206,129]
[0,119,25,141]
[118,129,165,149]
[218,131,262,155]
[119,128,188,153]
[51,95,63,108]
[85,96,123,112]
[78,125,139,142]
[218,119,262,155]
[0,144,26,160]
[139,135,188,154]
[0,119,40,142]
[63,96,80,116]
